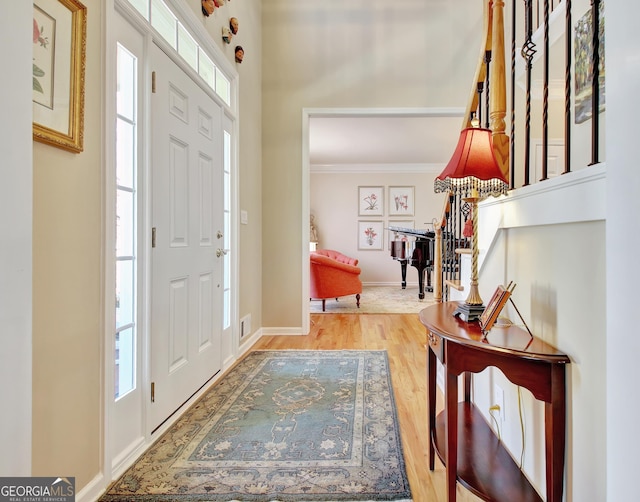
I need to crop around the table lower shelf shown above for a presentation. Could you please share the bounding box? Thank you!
[433,402,543,502]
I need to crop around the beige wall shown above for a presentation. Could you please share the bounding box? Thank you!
[262,0,484,327]
[311,171,443,284]
[32,0,103,486]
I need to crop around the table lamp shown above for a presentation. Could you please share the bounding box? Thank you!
[434,127,508,321]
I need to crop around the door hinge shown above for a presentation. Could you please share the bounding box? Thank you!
[151,382,155,402]
[151,71,156,93]
[152,227,156,248]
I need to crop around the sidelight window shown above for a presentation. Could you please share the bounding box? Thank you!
[115,44,138,399]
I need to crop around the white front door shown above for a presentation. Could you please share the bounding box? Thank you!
[149,43,223,432]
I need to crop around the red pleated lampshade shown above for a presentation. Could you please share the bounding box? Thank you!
[434,127,508,198]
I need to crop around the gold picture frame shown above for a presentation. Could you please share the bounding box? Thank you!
[33,0,87,153]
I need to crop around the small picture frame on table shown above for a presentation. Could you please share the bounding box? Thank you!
[479,285,512,333]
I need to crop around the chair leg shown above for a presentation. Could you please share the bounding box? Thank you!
[356,293,360,308]
[322,299,326,312]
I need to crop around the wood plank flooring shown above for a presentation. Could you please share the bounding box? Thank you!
[250,313,482,502]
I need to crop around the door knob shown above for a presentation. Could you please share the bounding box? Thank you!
[216,248,228,257]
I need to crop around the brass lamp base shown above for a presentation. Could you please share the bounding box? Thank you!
[453,301,485,322]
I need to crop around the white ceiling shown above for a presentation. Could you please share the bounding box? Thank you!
[308,114,466,167]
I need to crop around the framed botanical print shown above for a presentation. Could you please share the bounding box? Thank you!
[358,221,384,250]
[33,0,87,153]
[389,186,415,216]
[358,186,384,216]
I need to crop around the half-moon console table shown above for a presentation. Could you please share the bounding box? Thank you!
[419,302,570,502]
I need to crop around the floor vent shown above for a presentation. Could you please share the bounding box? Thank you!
[240,314,251,339]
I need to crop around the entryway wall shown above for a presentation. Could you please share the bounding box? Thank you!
[310,170,442,285]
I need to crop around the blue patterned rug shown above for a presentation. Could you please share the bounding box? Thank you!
[101,350,411,501]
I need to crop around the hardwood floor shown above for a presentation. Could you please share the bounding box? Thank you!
[250,313,482,502]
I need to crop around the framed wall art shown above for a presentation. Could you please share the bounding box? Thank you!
[388,186,415,216]
[358,186,384,216]
[33,0,87,153]
[358,221,384,250]
[574,1,605,124]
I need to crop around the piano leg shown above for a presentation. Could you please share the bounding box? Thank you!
[426,265,433,293]
[400,260,408,289]
[417,266,426,299]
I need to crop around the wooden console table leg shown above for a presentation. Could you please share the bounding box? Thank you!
[545,365,567,502]
[446,368,458,502]
[428,343,437,470]
[463,372,472,402]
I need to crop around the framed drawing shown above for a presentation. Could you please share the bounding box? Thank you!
[33,0,87,153]
[358,186,384,216]
[389,186,415,216]
[358,221,384,250]
[388,220,414,250]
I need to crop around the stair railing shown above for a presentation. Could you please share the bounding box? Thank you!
[432,0,602,302]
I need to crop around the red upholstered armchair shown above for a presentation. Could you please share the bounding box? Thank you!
[310,249,362,311]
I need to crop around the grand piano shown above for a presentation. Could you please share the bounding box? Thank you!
[389,226,435,300]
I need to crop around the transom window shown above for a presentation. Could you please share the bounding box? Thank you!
[124,0,231,105]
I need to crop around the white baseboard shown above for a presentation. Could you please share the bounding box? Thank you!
[237,329,263,353]
[261,326,308,335]
[111,437,147,480]
[76,472,105,502]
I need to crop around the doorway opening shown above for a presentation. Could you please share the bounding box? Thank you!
[302,108,465,327]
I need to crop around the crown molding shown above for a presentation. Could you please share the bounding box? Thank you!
[310,163,445,174]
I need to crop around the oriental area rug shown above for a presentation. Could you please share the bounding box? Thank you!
[101,350,412,502]
[310,285,435,314]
